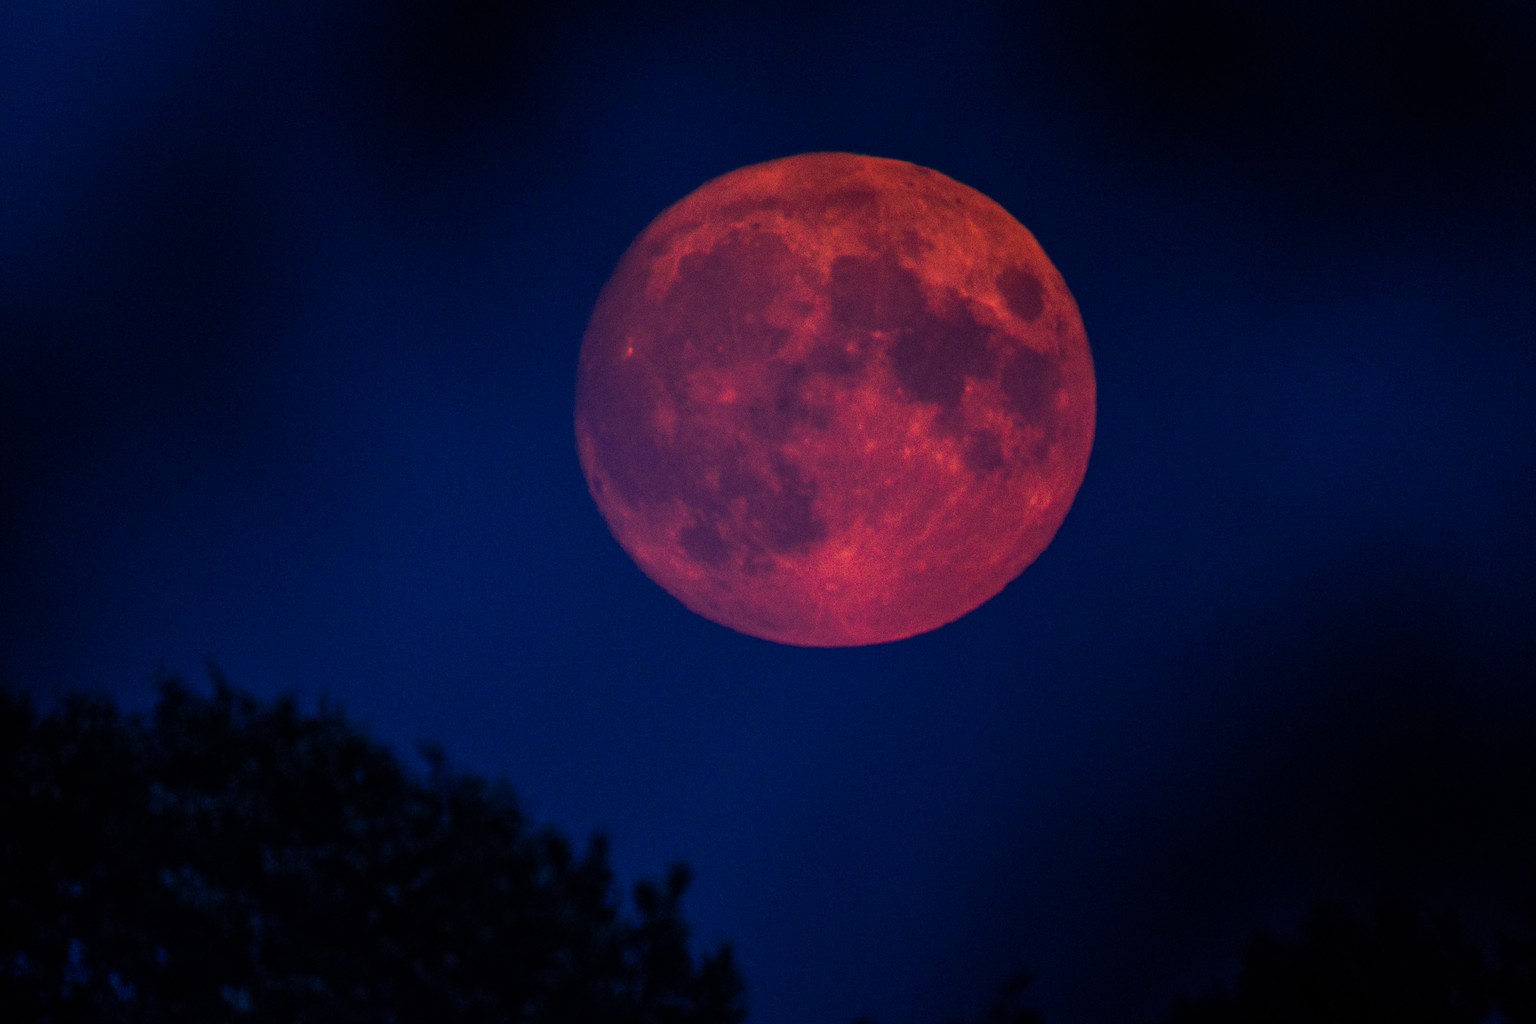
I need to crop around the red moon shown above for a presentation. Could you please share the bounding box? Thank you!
[575,153,1094,647]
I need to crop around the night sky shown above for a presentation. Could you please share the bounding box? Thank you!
[4,2,1536,1022]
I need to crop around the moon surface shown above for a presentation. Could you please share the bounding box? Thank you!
[575,153,1095,647]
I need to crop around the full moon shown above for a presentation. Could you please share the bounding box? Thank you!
[575,153,1095,647]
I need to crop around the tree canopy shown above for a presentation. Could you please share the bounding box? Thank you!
[8,673,1534,1024]
[0,675,745,1023]
[1165,897,1536,1024]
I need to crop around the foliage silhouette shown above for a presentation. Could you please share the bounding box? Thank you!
[850,970,1043,1024]
[1164,896,1536,1024]
[0,674,745,1023]
[13,674,1536,1024]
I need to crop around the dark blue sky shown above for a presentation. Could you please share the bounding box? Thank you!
[4,2,1535,1021]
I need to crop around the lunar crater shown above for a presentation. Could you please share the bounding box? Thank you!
[997,264,1047,322]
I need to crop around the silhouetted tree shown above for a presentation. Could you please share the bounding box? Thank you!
[1491,898,1536,1024]
[0,674,745,1023]
[851,970,1043,1024]
[1164,896,1536,1024]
